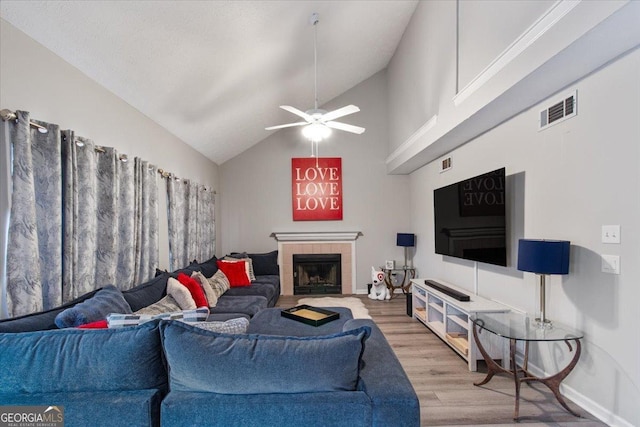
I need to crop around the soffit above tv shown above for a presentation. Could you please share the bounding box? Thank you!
[386,2,640,175]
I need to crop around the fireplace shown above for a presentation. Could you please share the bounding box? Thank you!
[272,231,361,295]
[293,254,342,295]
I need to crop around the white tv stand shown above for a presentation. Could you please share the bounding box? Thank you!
[411,278,510,371]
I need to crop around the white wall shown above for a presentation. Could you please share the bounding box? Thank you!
[387,0,456,150]
[387,1,640,425]
[220,70,411,292]
[0,19,220,270]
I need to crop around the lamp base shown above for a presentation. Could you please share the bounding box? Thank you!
[536,274,553,329]
[534,317,553,329]
[403,247,408,269]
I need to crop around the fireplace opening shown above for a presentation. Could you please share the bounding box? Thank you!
[293,254,341,295]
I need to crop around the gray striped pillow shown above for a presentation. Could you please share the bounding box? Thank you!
[107,307,209,328]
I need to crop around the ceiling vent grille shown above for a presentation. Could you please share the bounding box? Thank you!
[539,90,577,131]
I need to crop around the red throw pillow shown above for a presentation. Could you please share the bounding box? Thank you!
[78,319,108,329]
[216,260,251,287]
[177,273,209,307]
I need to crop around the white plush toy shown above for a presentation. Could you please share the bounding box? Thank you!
[368,266,390,301]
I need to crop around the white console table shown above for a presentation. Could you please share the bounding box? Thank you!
[411,278,510,371]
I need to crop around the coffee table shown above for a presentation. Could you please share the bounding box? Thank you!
[470,312,583,420]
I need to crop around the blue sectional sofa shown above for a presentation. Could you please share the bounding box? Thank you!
[0,251,420,426]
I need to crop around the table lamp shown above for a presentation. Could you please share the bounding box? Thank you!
[517,239,570,328]
[397,233,416,268]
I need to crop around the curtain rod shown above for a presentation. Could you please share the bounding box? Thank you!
[0,109,49,134]
[157,168,216,194]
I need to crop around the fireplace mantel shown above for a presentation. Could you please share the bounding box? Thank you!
[271,231,362,242]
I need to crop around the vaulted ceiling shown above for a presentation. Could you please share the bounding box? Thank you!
[0,1,417,164]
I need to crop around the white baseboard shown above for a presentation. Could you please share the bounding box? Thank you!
[523,361,634,427]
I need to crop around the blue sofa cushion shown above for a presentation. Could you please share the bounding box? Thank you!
[122,272,170,312]
[192,255,219,277]
[0,320,167,394]
[161,321,370,394]
[248,250,279,276]
[0,288,102,333]
[223,280,278,306]
[209,295,268,317]
[54,285,132,328]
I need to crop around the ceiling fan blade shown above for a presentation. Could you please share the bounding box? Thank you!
[280,106,313,122]
[326,121,365,135]
[321,105,360,122]
[265,122,308,131]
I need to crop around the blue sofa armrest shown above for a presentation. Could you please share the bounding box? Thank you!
[343,319,420,427]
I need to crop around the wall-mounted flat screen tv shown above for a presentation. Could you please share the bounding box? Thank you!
[433,167,507,267]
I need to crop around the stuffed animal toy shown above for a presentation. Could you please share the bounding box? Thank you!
[368,266,390,301]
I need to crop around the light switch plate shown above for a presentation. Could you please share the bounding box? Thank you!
[602,225,620,244]
[601,254,620,274]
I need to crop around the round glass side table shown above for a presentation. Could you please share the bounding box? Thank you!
[470,312,584,420]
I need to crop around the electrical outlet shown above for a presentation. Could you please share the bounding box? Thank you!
[602,225,621,244]
[601,255,620,274]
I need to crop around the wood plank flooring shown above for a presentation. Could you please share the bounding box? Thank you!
[276,294,606,427]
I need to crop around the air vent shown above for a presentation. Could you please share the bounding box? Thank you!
[440,156,452,173]
[539,90,577,131]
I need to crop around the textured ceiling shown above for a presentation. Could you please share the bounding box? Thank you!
[0,1,417,164]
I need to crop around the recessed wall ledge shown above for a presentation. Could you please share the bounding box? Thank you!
[270,231,362,242]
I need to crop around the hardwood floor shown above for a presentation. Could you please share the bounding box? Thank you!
[276,294,606,427]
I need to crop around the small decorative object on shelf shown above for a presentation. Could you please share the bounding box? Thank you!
[385,260,395,270]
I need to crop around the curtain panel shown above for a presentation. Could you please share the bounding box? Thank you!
[5,111,61,315]
[167,177,215,271]
[3,111,159,317]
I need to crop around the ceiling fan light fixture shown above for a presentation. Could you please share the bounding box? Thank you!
[302,123,331,143]
[265,12,364,147]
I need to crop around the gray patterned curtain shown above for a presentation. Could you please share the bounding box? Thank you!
[3,111,159,317]
[196,185,215,262]
[133,158,159,284]
[5,111,62,316]
[167,177,215,270]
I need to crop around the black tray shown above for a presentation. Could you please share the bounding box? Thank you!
[281,305,340,327]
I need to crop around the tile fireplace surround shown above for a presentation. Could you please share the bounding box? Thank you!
[271,232,361,295]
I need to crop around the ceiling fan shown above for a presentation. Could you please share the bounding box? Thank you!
[265,13,365,151]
